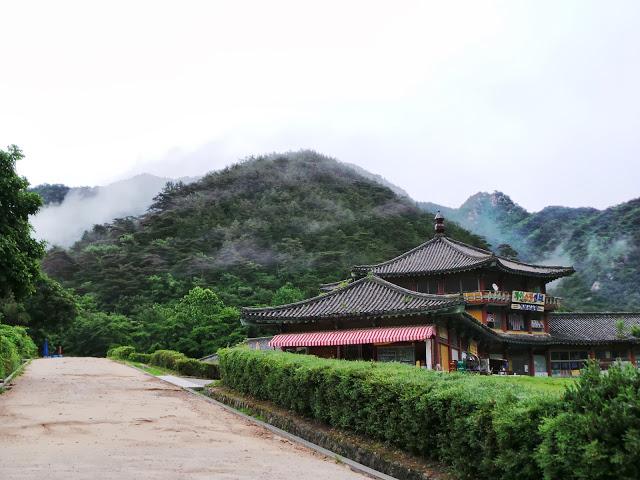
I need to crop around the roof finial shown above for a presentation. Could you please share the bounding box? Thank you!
[434,211,445,234]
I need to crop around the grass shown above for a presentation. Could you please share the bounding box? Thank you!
[119,359,178,377]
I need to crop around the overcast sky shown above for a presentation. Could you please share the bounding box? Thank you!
[2,1,639,211]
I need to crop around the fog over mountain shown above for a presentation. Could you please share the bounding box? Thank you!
[31,174,197,247]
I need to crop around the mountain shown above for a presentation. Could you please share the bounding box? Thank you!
[42,151,487,314]
[30,174,197,248]
[419,192,640,311]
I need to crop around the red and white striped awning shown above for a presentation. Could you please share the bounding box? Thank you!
[269,325,435,348]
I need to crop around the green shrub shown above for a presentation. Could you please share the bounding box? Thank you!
[174,357,219,379]
[0,325,37,359]
[129,352,151,363]
[106,345,136,360]
[219,347,563,479]
[149,349,188,370]
[0,325,36,379]
[537,361,640,480]
[0,336,20,379]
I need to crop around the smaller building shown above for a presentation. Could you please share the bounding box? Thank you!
[242,214,640,376]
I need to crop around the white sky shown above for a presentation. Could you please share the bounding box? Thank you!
[2,1,639,211]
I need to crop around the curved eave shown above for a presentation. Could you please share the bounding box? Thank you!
[242,304,464,326]
[353,260,575,280]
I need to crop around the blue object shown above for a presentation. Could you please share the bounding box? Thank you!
[43,339,49,357]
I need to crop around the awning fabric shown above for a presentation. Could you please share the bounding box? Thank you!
[269,325,436,348]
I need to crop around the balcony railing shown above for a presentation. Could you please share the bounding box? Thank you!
[462,291,561,310]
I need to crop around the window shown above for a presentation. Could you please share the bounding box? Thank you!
[551,351,589,377]
[487,312,502,329]
[508,313,525,331]
[377,346,415,364]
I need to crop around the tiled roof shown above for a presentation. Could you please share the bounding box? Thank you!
[319,280,349,292]
[242,276,463,324]
[352,235,574,279]
[548,312,640,344]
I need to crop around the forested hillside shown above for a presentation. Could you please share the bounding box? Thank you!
[420,192,640,311]
[44,151,486,316]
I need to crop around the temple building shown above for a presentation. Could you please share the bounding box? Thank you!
[241,214,640,377]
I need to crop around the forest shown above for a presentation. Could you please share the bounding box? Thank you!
[5,150,487,357]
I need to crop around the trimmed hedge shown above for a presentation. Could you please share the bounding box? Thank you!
[218,347,640,480]
[0,325,36,379]
[106,345,136,360]
[107,346,219,379]
[129,352,151,363]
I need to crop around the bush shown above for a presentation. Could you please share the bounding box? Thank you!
[149,349,188,370]
[0,324,36,379]
[219,347,561,479]
[129,352,151,363]
[106,345,136,360]
[174,358,219,379]
[0,336,20,379]
[219,349,640,480]
[537,361,640,480]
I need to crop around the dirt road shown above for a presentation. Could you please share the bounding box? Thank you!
[0,358,369,480]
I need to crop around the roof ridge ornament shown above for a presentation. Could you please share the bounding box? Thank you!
[434,211,445,235]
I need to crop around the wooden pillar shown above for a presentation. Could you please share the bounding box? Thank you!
[529,349,535,377]
[546,350,552,376]
[502,310,508,332]
[433,329,440,369]
[629,347,637,367]
[437,276,445,294]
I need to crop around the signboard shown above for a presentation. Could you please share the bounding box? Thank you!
[512,290,545,305]
[511,303,544,312]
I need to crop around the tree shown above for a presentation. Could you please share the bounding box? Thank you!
[271,282,305,305]
[496,243,519,260]
[0,145,45,300]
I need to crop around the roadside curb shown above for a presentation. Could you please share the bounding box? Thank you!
[119,360,398,480]
[1,359,31,387]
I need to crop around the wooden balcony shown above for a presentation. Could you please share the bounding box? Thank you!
[462,291,561,311]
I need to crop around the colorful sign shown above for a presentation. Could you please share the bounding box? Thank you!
[511,290,545,306]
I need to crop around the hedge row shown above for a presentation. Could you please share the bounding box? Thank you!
[0,325,37,379]
[107,346,219,379]
[218,347,640,480]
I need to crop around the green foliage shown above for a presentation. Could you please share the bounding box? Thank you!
[149,349,188,370]
[129,352,151,363]
[174,357,219,378]
[219,348,561,480]
[44,151,488,314]
[0,324,36,378]
[219,348,640,480]
[0,145,46,300]
[0,336,19,379]
[271,282,305,306]
[421,192,640,311]
[537,361,640,480]
[631,325,640,338]
[106,345,136,360]
[28,183,70,205]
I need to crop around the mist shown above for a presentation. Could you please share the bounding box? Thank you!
[31,174,185,247]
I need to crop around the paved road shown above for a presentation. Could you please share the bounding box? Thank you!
[0,358,368,480]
